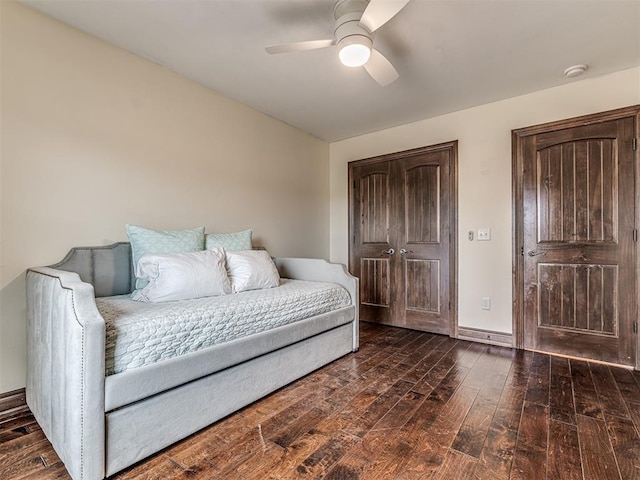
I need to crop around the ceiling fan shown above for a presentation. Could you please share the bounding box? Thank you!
[265,0,410,86]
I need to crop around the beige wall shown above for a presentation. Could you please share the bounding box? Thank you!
[330,67,640,335]
[2,1,639,395]
[0,1,330,393]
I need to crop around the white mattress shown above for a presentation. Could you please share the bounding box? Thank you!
[96,279,351,375]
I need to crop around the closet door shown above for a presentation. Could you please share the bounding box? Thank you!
[397,149,453,334]
[350,160,395,325]
[349,142,457,335]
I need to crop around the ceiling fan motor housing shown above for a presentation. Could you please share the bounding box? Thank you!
[334,0,373,50]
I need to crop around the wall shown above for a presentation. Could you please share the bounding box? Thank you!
[330,67,640,335]
[0,1,330,393]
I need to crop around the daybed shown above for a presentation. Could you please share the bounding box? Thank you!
[26,242,359,480]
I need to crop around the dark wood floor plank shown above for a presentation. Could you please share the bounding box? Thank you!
[605,414,640,480]
[452,350,512,459]
[472,424,517,480]
[370,389,425,433]
[454,341,490,369]
[610,367,640,406]
[4,322,640,480]
[577,414,622,480]
[410,341,473,396]
[590,363,630,419]
[357,363,474,480]
[271,407,329,448]
[549,356,576,425]
[550,355,572,377]
[510,402,548,480]
[341,379,415,437]
[394,385,479,479]
[111,454,185,479]
[401,336,460,385]
[629,402,640,437]
[323,428,401,480]
[571,359,604,419]
[17,462,70,480]
[502,350,534,390]
[255,431,329,480]
[0,428,47,457]
[436,449,478,479]
[296,432,362,479]
[547,419,582,480]
[0,436,63,480]
[524,352,550,406]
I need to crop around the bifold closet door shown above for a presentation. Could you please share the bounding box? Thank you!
[350,143,457,335]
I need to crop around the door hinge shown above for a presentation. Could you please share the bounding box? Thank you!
[634,321,638,334]
[634,229,638,242]
[353,181,356,189]
[633,138,638,151]
[520,246,525,256]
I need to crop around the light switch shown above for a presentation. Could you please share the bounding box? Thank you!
[481,297,491,310]
[477,228,491,241]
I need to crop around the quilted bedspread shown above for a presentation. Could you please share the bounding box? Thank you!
[96,279,351,375]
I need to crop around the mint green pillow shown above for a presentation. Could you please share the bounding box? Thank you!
[205,229,252,252]
[126,224,205,289]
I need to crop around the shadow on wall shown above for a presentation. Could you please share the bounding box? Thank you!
[1,273,27,393]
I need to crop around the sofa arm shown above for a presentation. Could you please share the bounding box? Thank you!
[26,267,106,480]
[273,257,359,351]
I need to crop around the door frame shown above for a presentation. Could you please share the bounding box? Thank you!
[348,141,459,337]
[512,105,640,368]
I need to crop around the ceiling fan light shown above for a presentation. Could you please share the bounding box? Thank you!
[338,38,371,67]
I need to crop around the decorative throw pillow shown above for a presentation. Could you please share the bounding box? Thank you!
[132,249,230,302]
[205,229,252,252]
[226,249,280,293]
[126,224,205,289]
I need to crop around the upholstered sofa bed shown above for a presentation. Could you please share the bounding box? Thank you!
[26,242,359,480]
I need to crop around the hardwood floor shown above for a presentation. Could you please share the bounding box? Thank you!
[2,322,639,479]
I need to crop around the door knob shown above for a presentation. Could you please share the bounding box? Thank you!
[527,250,546,257]
[382,248,395,255]
[399,249,413,255]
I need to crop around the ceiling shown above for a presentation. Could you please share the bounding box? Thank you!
[22,0,640,142]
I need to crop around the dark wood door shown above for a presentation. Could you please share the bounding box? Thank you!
[350,160,394,325]
[518,114,637,366]
[350,142,457,335]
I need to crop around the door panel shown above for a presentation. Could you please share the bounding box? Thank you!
[352,162,393,324]
[350,143,456,336]
[361,172,390,244]
[400,151,451,334]
[537,140,617,243]
[405,259,440,313]
[520,116,636,366]
[537,263,618,335]
[405,165,440,243]
[360,258,390,307]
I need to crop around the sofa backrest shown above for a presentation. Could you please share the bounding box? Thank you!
[50,242,134,297]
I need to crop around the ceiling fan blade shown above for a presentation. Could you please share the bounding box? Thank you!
[364,49,399,86]
[360,0,410,33]
[265,39,335,54]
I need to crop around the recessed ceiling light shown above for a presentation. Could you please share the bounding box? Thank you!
[564,64,588,78]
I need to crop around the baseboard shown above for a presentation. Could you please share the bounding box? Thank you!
[0,388,29,422]
[457,327,513,348]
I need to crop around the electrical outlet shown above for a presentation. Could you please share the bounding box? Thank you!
[481,297,491,310]
[478,228,491,241]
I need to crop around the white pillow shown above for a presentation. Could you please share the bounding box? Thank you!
[226,250,280,293]
[132,248,231,302]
